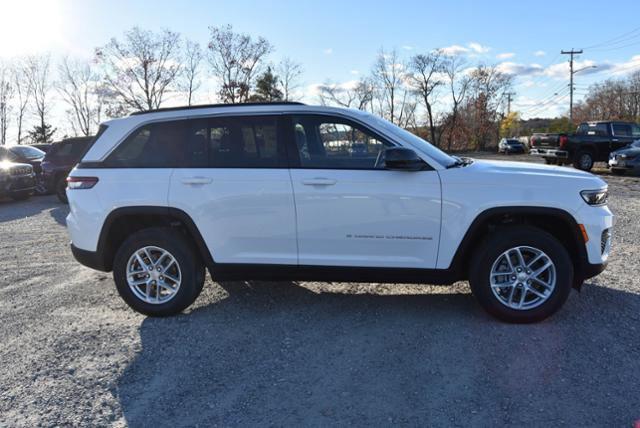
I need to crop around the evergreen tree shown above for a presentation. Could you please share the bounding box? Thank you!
[250,67,283,102]
[28,123,56,144]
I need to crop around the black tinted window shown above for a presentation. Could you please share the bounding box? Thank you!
[577,123,609,136]
[290,115,391,169]
[106,116,284,168]
[106,121,188,167]
[613,124,632,136]
[10,145,45,159]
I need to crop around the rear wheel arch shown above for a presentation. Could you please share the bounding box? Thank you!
[97,207,214,272]
[450,207,587,283]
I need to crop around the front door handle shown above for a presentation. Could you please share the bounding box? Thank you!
[181,177,212,185]
[302,178,337,186]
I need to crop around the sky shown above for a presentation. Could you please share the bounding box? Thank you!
[1,0,640,138]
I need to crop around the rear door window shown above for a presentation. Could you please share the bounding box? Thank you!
[577,123,609,136]
[612,124,632,136]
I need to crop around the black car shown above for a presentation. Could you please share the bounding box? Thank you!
[41,137,93,203]
[498,138,526,154]
[608,139,640,175]
[0,145,47,194]
[0,160,36,201]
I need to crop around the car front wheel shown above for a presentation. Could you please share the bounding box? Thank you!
[469,226,573,323]
[113,227,205,316]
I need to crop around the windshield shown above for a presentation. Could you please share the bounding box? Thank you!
[358,112,457,167]
[10,145,45,160]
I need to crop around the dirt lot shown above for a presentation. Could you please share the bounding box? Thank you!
[1,154,639,427]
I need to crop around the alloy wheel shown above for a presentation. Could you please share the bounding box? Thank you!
[489,246,556,310]
[126,246,182,304]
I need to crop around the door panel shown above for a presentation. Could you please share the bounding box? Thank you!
[170,168,297,264]
[290,169,441,268]
[168,115,297,265]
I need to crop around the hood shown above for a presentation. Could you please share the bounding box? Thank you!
[611,146,640,157]
[448,158,607,189]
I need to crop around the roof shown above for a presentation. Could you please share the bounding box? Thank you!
[129,101,306,116]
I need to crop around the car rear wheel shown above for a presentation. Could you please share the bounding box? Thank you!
[113,227,205,316]
[544,158,557,165]
[469,226,573,323]
[573,151,594,171]
[56,177,68,204]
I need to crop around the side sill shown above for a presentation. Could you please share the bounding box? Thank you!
[209,264,461,285]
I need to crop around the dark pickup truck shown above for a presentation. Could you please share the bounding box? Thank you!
[529,121,640,171]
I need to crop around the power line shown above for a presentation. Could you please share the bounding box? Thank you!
[582,26,640,50]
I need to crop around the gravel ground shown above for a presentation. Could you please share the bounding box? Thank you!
[0,154,639,427]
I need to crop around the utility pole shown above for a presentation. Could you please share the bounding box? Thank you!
[506,92,516,114]
[561,49,583,124]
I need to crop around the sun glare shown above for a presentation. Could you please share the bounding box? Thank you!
[0,0,65,57]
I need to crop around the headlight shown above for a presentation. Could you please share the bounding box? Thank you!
[581,189,608,206]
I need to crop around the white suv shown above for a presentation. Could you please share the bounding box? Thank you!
[66,103,613,323]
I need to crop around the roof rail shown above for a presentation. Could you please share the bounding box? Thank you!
[130,101,306,116]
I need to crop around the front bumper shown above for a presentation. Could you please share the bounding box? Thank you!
[530,148,568,158]
[608,157,640,172]
[0,173,36,196]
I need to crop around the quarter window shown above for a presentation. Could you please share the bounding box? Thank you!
[290,115,392,169]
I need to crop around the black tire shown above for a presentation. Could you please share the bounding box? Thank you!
[113,227,205,316]
[469,226,573,323]
[544,158,557,165]
[573,151,594,171]
[611,168,626,176]
[10,191,32,201]
[56,177,68,204]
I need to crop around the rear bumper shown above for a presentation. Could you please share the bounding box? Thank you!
[70,244,109,272]
[530,148,568,158]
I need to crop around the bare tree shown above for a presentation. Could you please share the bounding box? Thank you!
[25,55,55,141]
[180,40,203,105]
[318,77,374,110]
[277,57,303,101]
[95,27,182,112]
[443,56,471,150]
[371,48,413,125]
[409,50,446,146]
[0,62,14,145]
[12,62,31,144]
[207,24,273,104]
[57,57,103,136]
[468,64,513,150]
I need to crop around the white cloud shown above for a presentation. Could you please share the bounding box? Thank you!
[441,42,490,57]
[496,52,515,60]
[534,50,546,57]
[402,45,414,51]
[323,48,333,55]
[468,42,490,54]
[611,55,640,76]
[350,69,360,75]
[543,59,603,80]
[497,62,543,76]
[441,44,469,56]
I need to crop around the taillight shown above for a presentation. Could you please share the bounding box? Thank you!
[559,135,568,149]
[530,136,537,147]
[66,176,98,189]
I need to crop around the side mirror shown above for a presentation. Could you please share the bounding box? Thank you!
[384,147,427,171]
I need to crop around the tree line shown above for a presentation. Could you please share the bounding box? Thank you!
[0,24,519,151]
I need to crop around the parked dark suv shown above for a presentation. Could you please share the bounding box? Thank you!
[0,145,47,194]
[41,137,93,203]
[0,159,36,201]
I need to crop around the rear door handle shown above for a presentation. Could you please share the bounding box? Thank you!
[181,177,212,185]
[302,178,337,186]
